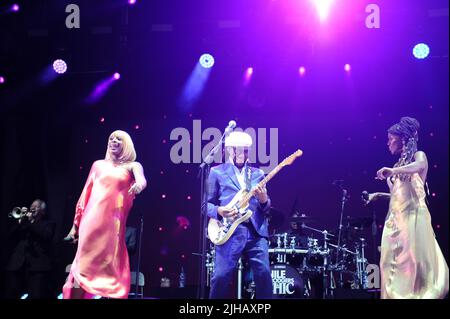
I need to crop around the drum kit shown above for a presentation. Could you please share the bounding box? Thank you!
[266,213,372,299]
[205,211,372,299]
[266,212,371,299]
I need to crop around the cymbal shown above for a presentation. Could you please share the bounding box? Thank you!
[290,214,315,222]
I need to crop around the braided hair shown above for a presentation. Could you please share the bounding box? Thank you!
[387,117,420,181]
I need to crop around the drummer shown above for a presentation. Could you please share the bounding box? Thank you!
[288,212,309,248]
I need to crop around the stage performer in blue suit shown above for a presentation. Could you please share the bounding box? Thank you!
[207,131,273,299]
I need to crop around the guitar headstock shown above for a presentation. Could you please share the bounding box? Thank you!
[280,149,303,167]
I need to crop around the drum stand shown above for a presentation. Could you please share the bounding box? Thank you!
[237,257,258,299]
[237,257,244,299]
[247,281,256,299]
[301,223,335,299]
[205,245,215,288]
[354,238,368,289]
[322,229,335,299]
[335,185,349,288]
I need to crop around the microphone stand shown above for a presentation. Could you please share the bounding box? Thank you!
[135,213,144,298]
[362,191,377,265]
[197,125,233,299]
[371,209,377,264]
[335,185,349,288]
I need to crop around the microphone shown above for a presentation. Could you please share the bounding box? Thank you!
[342,188,349,201]
[225,120,237,133]
[200,120,237,170]
[361,190,371,206]
[361,191,369,202]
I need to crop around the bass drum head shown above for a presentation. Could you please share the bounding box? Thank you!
[271,264,306,298]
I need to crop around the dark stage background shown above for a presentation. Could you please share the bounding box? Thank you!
[0,0,448,297]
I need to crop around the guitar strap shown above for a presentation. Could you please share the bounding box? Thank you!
[245,165,252,192]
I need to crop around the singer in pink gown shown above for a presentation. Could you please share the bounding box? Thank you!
[63,130,147,299]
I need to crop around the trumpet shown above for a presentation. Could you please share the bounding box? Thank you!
[8,207,29,219]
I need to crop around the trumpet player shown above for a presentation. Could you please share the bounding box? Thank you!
[4,199,55,299]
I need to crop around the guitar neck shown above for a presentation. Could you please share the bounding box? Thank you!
[245,164,283,200]
[258,165,282,189]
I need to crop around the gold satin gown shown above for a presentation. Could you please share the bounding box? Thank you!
[380,173,449,299]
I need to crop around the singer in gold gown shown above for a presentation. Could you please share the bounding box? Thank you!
[368,117,448,299]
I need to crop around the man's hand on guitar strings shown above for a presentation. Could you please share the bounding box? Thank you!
[254,185,268,204]
[218,206,238,219]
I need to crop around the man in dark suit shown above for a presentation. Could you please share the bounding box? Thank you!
[4,199,55,299]
[207,131,273,299]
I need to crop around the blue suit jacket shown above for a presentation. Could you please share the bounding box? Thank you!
[207,163,271,238]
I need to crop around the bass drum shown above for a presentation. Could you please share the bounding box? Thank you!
[271,264,308,298]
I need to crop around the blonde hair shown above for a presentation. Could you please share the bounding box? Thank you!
[105,130,137,163]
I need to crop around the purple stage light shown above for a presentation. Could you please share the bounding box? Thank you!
[199,53,215,68]
[86,73,121,104]
[12,4,20,12]
[344,63,351,72]
[128,0,137,4]
[413,43,430,59]
[0,76,5,84]
[53,59,67,74]
[299,66,306,76]
[179,61,212,110]
[243,67,253,86]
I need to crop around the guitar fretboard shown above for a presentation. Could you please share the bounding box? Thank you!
[242,164,283,203]
[240,150,302,204]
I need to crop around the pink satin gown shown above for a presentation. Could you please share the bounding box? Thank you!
[63,160,135,299]
[380,173,449,299]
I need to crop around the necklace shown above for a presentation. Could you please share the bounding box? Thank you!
[110,159,126,167]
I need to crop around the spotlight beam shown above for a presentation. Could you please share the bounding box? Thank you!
[311,0,334,22]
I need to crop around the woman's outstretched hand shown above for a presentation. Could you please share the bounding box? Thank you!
[376,167,394,180]
[128,183,143,195]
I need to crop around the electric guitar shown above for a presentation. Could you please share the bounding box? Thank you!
[207,149,303,245]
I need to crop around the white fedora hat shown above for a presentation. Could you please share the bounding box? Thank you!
[225,131,253,148]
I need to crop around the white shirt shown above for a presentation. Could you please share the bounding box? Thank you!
[228,156,249,190]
